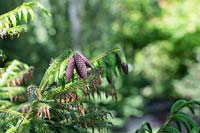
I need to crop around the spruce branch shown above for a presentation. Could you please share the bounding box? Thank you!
[0,60,33,87]
[1,48,128,132]
[0,2,51,38]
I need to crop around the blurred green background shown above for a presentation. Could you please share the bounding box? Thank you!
[1,0,200,132]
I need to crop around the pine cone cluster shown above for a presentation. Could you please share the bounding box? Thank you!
[66,53,93,82]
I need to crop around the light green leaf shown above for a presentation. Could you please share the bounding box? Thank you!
[18,9,22,20]
[21,7,28,23]
[26,6,34,21]
[9,15,17,26]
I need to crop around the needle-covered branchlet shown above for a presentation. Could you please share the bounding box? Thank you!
[65,52,93,82]
[7,68,33,87]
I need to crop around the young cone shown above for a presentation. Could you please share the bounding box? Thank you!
[79,53,93,68]
[73,53,87,79]
[66,57,75,82]
[121,63,129,74]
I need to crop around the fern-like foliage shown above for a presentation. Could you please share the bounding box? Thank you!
[0,56,33,132]
[0,59,33,115]
[0,2,50,38]
[0,48,128,132]
[0,0,47,111]
[135,99,200,133]
[0,60,33,87]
